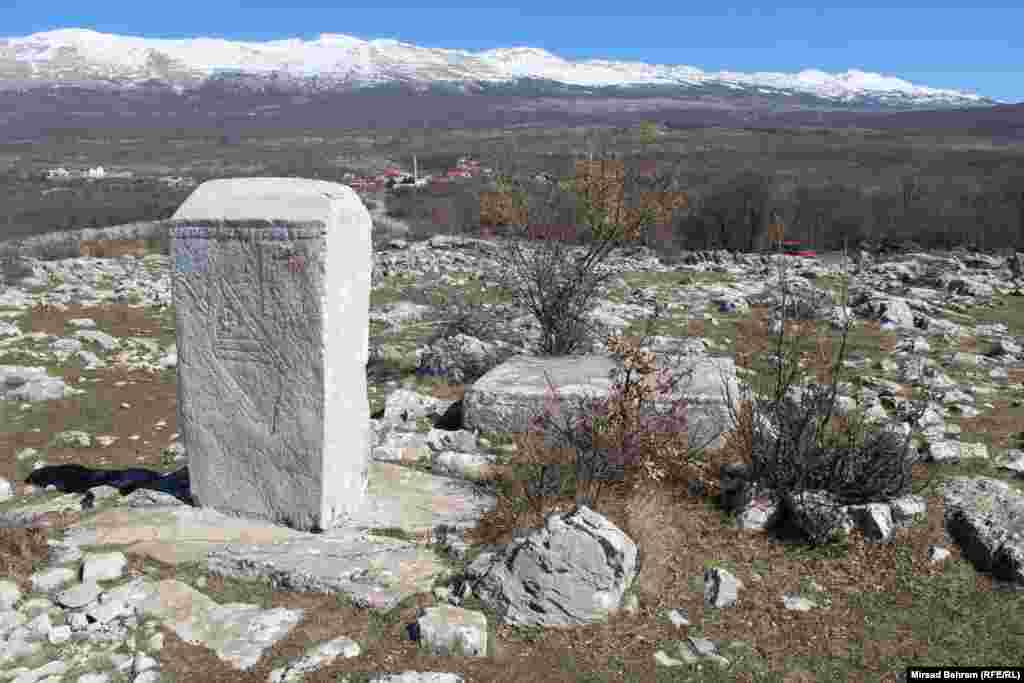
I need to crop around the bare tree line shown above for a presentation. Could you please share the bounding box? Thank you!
[3,123,1023,255]
[674,167,1024,253]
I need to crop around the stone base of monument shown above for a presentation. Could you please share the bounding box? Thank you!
[40,460,496,611]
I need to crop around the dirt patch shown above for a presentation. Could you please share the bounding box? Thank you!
[0,301,179,496]
[78,239,150,259]
[0,363,178,487]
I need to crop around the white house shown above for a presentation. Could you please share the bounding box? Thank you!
[86,166,106,179]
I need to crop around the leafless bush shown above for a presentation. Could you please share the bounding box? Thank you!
[718,236,943,544]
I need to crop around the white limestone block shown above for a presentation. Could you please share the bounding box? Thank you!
[168,178,372,531]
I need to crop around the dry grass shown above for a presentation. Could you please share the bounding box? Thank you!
[686,317,707,339]
[1007,367,1024,386]
[0,303,179,501]
[446,444,1003,683]
[78,239,150,259]
[2,450,1009,683]
[957,334,980,354]
[959,397,1024,452]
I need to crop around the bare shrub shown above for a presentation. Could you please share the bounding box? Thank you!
[716,234,944,544]
[488,155,688,356]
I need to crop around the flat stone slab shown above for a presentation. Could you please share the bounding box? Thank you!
[46,462,495,610]
[204,528,448,611]
[342,461,497,535]
[58,505,311,566]
[128,578,305,671]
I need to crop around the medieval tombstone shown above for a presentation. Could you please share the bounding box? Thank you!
[167,177,373,532]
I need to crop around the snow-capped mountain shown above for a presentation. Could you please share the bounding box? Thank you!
[0,28,1003,110]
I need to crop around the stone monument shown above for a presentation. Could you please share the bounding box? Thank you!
[167,177,373,532]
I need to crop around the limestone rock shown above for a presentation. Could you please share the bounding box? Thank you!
[465,505,638,627]
[462,353,740,453]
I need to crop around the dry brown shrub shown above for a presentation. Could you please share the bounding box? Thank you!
[463,430,578,549]
[466,331,707,547]
[0,526,51,589]
[705,398,758,493]
[621,483,687,600]
[479,191,529,228]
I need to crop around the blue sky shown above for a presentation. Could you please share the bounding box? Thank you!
[7,1,1022,103]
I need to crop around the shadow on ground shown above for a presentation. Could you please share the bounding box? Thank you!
[23,464,193,509]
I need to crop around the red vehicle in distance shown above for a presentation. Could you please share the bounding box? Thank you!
[780,240,817,258]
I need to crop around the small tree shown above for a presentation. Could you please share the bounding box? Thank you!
[481,151,687,356]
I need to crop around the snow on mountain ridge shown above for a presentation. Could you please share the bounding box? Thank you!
[0,28,997,104]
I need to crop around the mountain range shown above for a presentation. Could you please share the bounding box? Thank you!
[1,28,1021,143]
[0,28,1005,109]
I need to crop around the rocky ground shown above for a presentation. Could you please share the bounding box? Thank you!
[0,229,1023,682]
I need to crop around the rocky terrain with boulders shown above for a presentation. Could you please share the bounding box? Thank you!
[1,224,1023,682]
